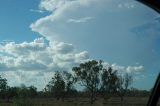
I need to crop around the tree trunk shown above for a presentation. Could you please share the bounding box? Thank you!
[91,91,94,104]
[121,96,124,106]
[90,90,96,104]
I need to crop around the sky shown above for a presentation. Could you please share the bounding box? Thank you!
[0,0,159,91]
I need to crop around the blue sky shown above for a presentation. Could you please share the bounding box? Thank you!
[0,0,159,90]
[0,0,46,42]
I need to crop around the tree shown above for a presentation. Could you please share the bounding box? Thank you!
[17,85,29,98]
[117,73,133,103]
[63,71,77,97]
[0,75,8,99]
[101,67,118,99]
[5,87,19,102]
[28,86,37,97]
[13,85,33,106]
[46,71,65,100]
[124,73,133,91]
[72,60,103,104]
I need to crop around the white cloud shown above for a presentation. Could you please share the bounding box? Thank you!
[30,9,45,13]
[111,63,144,73]
[111,64,125,72]
[0,38,90,72]
[0,38,91,90]
[75,51,89,60]
[0,70,54,90]
[0,38,145,90]
[67,17,94,23]
[51,41,74,54]
[29,0,148,89]
[30,0,105,42]
[126,65,144,73]
[0,37,145,90]
[118,2,135,9]
[0,37,46,56]
[39,0,97,12]
[39,0,67,12]
[0,0,149,90]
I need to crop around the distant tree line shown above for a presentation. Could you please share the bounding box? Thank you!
[0,60,150,104]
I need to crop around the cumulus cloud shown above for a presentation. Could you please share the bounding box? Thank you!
[0,70,54,90]
[0,38,145,90]
[39,0,98,12]
[30,0,157,67]
[126,65,144,73]
[67,17,94,23]
[111,64,125,72]
[51,41,74,54]
[29,0,151,89]
[118,2,135,9]
[111,63,144,73]
[30,9,45,13]
[0,38,90,72]
[0,37,46,56]
[30,0,106,42]
[0,0,150,90]
[39,0,68,11]
[75,51,89,61]
[0,37,91,90]
[0,37,144,89]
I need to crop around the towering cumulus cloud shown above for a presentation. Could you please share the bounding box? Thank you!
[1,0,158,90]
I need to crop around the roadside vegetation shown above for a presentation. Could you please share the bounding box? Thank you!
[0,60,152,106]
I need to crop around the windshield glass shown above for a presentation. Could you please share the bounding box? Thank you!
[0,0,159,106]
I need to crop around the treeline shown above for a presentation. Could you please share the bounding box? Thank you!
[0,60,150,104]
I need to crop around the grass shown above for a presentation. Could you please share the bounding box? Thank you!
[0,97,159,106]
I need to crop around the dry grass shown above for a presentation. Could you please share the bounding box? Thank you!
[0,97,159,106]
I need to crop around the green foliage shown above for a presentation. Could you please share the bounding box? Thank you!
[117,73,133,101]
[62,71,77,97]
[101,67,119,93]
[100,67,119,99]
[17,85,29,98]
[45,71,65,100]
[0,59,144,106]
[0,75,8,99]
[8,85,38,99]
[0,76,7,91]
[72,60,103,104]
[28,86,37,97]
